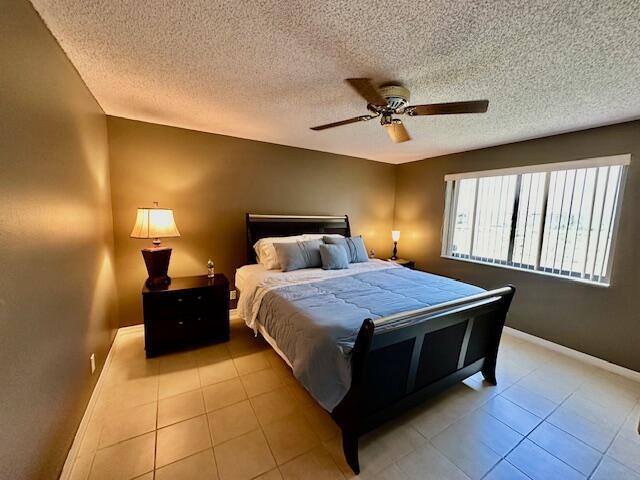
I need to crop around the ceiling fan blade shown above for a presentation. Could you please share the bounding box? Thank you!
[384,122,411,143]
[345,78,387,107]
[405,100,489,116]
[310,114,374,131]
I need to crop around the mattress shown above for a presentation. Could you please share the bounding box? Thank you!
[235,260,484,410]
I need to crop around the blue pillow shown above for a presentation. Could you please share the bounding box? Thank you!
[323,235,369,263]
[273,239,322,272]
[319,244,350,270]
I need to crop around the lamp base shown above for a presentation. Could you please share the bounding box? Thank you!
[141,247,172,288]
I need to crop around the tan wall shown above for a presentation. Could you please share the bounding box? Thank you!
[2,5,638,477]
[0,1,118,478]
[107,117,396,326]
[394,121,640,371]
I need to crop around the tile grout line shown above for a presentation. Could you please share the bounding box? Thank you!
[460,354,590,479]
[588,397,640,479]
[158,342,234,476]
[202,390,221,480]
[91,331,344,476]
[545,388,632,457]
[246,374,344,478]
[440,392,534,480]
[152,357,159,479]
[210,346,293,476]
[486,350,640,479]
[154,446,212,474]
[242,375,281,477]
[478,393,545,478]
[481,457,532,480]
[79,324,640,479]
[502,388,584,478]
[494,364,602,476]
[81,338,133,479]
[61,329,125,480]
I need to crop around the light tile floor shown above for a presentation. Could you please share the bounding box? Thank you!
[68,315,640,480]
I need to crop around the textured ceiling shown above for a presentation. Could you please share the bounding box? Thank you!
[31,0,640,164]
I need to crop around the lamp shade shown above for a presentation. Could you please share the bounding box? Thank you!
[392,230,401,242]
[130,206,180,240]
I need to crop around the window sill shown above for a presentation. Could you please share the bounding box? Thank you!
[440,255,611,288]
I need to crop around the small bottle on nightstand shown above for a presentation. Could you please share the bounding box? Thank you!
[207,259,215,278]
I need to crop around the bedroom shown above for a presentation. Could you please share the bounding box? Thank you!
[1,0,639,479]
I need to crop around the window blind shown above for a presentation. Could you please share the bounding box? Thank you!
[442,155,629,286]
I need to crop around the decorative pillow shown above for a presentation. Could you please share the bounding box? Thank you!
[323,235,369,263]
[274,239,323,272]
[254,235,304,269]
[319,244,350,270]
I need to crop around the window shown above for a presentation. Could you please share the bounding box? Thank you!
[442,155,629,286]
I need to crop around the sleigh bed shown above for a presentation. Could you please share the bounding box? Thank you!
[236,214,515,474]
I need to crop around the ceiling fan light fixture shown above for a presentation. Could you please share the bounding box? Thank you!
[309,78,489,144]
[384,121,411,144]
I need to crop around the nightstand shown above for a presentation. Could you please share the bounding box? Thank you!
[142,274,230,357]
[388,258,415,269]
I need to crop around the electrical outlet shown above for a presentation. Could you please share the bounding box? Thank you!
[230,290,237,300]
[90,353,96,374]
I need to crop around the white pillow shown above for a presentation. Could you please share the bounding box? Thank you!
[253,234,344,270]
[302,233,344,241]
[254,235,304,269]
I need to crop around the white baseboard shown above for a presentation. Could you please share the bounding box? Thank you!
[60,313,237,477]
[503,326,640,383]
[60,318,638,477]
[117,324,144,336]
[59,329,122,480]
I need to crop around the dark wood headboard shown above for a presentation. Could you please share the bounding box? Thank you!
[245,214,351,264]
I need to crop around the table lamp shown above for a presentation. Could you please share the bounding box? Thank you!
[391,230,400,260]
[130,202,180,288]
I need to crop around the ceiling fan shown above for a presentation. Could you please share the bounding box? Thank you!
[310,78,489,143]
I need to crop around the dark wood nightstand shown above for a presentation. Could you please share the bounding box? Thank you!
[388,258,415,269]
[142,274,230,357]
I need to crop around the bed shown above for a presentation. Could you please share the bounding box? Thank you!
[237,214,515,473]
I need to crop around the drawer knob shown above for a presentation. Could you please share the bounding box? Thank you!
[197,295,202,300]
[177,298,183,303]
[197,317,202,322]
[178,321,184,326]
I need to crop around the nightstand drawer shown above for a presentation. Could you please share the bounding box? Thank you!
[151,316,194,345]
[148,290,212,317]
[151,314,219,345]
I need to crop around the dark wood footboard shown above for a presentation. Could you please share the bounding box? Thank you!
[331,285,516,474]
[243,213,516,473]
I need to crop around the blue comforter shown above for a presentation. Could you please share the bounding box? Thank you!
[257,267,484,410]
